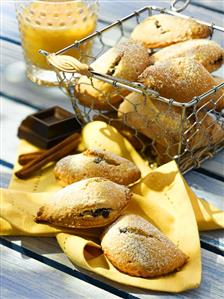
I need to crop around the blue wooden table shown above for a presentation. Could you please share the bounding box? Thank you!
[1,1,224,298]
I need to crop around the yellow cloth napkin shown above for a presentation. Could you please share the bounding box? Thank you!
[0,120,222,292]
[0,169,201,292]
[82,121,224,231]
[56,161,201,292]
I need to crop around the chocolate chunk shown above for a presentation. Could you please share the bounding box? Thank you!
[80,208,111,218]
[119,227,128,233]
[93,157,103,164]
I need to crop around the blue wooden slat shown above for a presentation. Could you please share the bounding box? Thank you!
[0,238,138,299]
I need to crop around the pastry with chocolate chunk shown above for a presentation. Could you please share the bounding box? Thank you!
[148,39,224,73]
[131,14,211,48]
[101,214,188,277]
[75,39,150,110]
[35,177,132,228]
[54,148,141,186]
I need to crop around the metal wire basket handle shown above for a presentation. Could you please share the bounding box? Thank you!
[170,0,191,12]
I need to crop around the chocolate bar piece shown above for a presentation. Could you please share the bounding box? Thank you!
[18,106,81,149]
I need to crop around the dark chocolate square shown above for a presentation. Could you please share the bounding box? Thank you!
[18,106,81,149]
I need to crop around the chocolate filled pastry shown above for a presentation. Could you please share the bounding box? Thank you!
[148,39,224,73]
[54,148,141,186]
[101,214,188,278]
[35,177,132,228]
[74,39,151,110]
[138,57,223,108]
[131,14,211,48]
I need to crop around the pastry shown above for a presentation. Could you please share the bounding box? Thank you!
[119,92,185,147]
[131,14,211,48]
[153,109,224,165]
[148,39,224,73]
[35,177,132,228]
[75,39,151,110]
[118,93,224,155]
[138,57,223,107]
[54,148,141,186]
[101,214,188,278]
[213,76,224,111]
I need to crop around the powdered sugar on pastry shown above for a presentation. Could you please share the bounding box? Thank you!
[149,39,224,73]
[35,177,132,228]
[139,57,222,106]
[54,148,141,186]
[101,214,188,277]
[131,14,211,48]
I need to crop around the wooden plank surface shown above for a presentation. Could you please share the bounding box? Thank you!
[192,0,224,14]
[185,171,224,206]
[0,244,119,299]
[199,151,224,177]
[1,236,224,299]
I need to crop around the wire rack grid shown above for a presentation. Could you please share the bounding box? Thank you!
[43,5,224,173]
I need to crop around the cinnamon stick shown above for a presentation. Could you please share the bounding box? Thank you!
[18,146,77,166]
[15,133,80,179]
[18,150,46,165]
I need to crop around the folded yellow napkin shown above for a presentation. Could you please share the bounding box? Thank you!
[0,120,222,292]
[0,174,201,292]
[56,162,201,293]
[82,121,224,231]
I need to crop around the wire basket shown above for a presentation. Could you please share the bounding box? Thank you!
[42,4,224,173]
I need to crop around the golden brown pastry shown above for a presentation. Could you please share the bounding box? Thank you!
[101,214,188,278]
[152,111,224,165]
[118,94,224,156]
[75,39,151,110]
[138,57,223,107]
[54,148,141,186]
[118,92,184,147]
[35,177,132,228]
[148,39,224,73]
[131,14,211,48]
